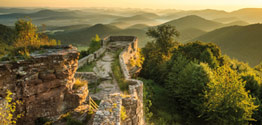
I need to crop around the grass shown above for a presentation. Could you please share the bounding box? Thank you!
[77,46,89,51]
[61,112,83,125]
[77,62,96,72]
[88,79,102,94]
[73,78,88,90]
[111,50,129,93]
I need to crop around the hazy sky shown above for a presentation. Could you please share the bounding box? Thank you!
[1,0,262,11]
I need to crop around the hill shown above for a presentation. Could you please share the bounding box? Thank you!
[192,24,262,66]
[178,28,206,42]
[163,15,224,31]
[49,24,148,47]
[0,24,15,45]
[127,24,149,30]
[0,9,122,26]
[225,21,249,26]
[231,8,262,23]
[162,9,230,21]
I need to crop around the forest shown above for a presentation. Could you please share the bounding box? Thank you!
[0,13,262,125]
[139,25,262,125]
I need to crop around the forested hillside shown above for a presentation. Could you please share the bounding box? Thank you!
[163,15,224,31]
[192,24,262,66]
[140,25,262,125]
[49,24,149,46]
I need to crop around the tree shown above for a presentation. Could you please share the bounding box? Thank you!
[172,41,224,69]
[165,55,212,122]
[140,25,179,82]
[241,72,261,97]
[3,18,60,59]
[202,65,258,124]
[88,34,101,53]
[14,18,40,48]
[146,25,179,56]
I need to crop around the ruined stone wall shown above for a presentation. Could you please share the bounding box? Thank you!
[78,37,110,69]
[93,93,122,125]
[118,37,144,125]
[92,36,144,125]
[75,72,98,84]
[0,46,88,124]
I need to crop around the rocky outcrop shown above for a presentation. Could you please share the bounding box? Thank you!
[0,45,88,124]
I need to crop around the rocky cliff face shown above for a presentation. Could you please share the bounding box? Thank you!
[0,45,88,124]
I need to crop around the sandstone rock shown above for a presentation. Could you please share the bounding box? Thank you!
[0,46,87,124]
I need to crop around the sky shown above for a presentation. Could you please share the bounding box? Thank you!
[1,0,262,11]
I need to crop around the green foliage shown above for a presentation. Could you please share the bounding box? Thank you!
[129,48,144,68]
[0,18,60,61]
[146,24,179,55]
[241,72,261,97]
[112,50,128,92]
[140,78,181,124]
[79,50,90,59]
[121,106,127,121]
[141,25,179,82]
[166,60,211,121]
[202,65,258,124]
[77,62,96,72]
[61,112,83,125]
[77,35,101,60]
[141,38,262,124]
[141,78,154,124]
[73,78,88,90]
[172,41,224,69]
[88,34,101,54]
[0,24,15,45]
[35,117,52,125]
[254,62,262,72]
[0,89,24,125]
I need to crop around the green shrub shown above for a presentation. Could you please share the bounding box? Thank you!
[202,65,258,124]
[35,117,52,125]
[73,78,88,90]
[77,62,96,72]
[121,106,127,121]
[112,50,128,92]
[88,34,101,54]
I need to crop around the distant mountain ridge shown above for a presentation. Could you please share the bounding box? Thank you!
[192,24,262,66]
[163,15,224,31]
[49,24,148,47]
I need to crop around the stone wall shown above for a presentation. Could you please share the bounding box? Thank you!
[118,37,144,125]
[93,94,122,125]
[0,45,88,124]
[75,72,99,84]
[92,36,144,125]
[78,37,110,69]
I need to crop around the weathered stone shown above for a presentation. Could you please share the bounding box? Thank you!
[0,46,87,125]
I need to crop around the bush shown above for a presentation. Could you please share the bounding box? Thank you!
[0,89,23,124]
[88,34,101,54]
[61,112,83,125]
[35,117,52,125]
[202,65,258,124]
[112,50,128,92]
[73,78,88,90]
[0,18,60,61]
[172,41,224,69]
[166,60,211,122]
[121,106,127,121]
